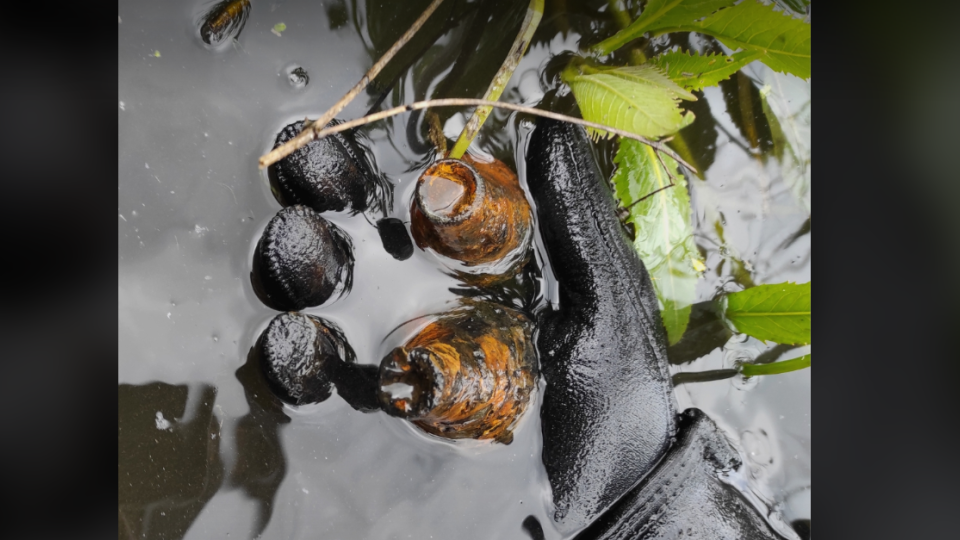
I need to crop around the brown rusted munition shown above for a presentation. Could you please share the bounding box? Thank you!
[198,0,251,47]
[378,301,537,444]
[410,155,532,272]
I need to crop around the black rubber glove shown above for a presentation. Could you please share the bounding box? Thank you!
[526,118,786,540]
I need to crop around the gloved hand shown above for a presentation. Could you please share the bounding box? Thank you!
[526,118,787,540]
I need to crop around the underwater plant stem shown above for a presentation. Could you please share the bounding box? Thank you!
[258,98,697,174]
[740,354,810,377]
[448,0,544,160]
[260,0,446,169]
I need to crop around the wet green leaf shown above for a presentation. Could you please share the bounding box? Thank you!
[593,0,736,55]
[594,0,810,80]
[653,49,760,92]
[680,0,811,79]
[563,63,695,139]
[740,354,810,376]
[613,139,699,344]
[273,22,287,34]
[721,282,810,345]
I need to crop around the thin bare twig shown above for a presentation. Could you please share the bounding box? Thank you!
[258,98,697,174]
[261,0,447,169]
[626,182,676,210]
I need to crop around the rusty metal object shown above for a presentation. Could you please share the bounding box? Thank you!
[198,0,251,48]
[378,301,537,444]
[410,155,532,273]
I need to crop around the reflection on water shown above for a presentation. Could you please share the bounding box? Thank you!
[119,0,810,538]
[118,384,223,539]
[231,349,290,537]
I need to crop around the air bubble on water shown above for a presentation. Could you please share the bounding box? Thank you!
[131,210,138,217]
[145,163,150,169]
[733,372,759,391]
[119,101,126,111]
[212,335,219,342]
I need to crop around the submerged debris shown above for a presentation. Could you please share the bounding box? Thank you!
[269,120,392,215]
[410,155,532,274]
[378,300,538,444]
[199,0,251,48]
[252,205,354,311]
[258,312,354,406]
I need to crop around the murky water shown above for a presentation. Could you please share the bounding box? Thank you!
[118,1,810,539]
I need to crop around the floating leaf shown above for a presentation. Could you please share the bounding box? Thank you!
[740,353,810,376]
[153,50,161,57]
[653,49,760,91]
[613,139,698,344]
[593,0,736,55]
[272,22,287,36]
[721,282,810,345]
[563,63,695,139]
[680,1,810,79]
[594,0,810,80]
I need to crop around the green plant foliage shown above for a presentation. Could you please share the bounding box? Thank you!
[721,282,811,345]
[593,0,737,55]
[594,0,810,80]
[740,354,810,376]
[679,1,810,79]
[563,63,695,139]
[613,139,699,344]
[653,49,760,92]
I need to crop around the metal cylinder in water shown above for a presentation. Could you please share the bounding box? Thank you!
[378,300,538,444]
[410,155,533,273]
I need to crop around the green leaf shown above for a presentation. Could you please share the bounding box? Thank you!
[272,22,287,35]
[593,0,736,55]
[613,139,700,344]
[721,282,810,345]
[563,64,695,139]
[675,1,811,79]
[740,354,810,376]
[653,49,760,92]
[594,0,811,80]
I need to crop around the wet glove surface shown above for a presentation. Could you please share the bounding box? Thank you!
[576,409,785,540]
[526,119,677,532]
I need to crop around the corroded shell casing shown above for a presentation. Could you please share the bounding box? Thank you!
[198,0,251,48]
[378,301,538,444]
[410,155,533,273]
[257,312,354,406]
[270,120,390,214]
[252,205,353,311]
